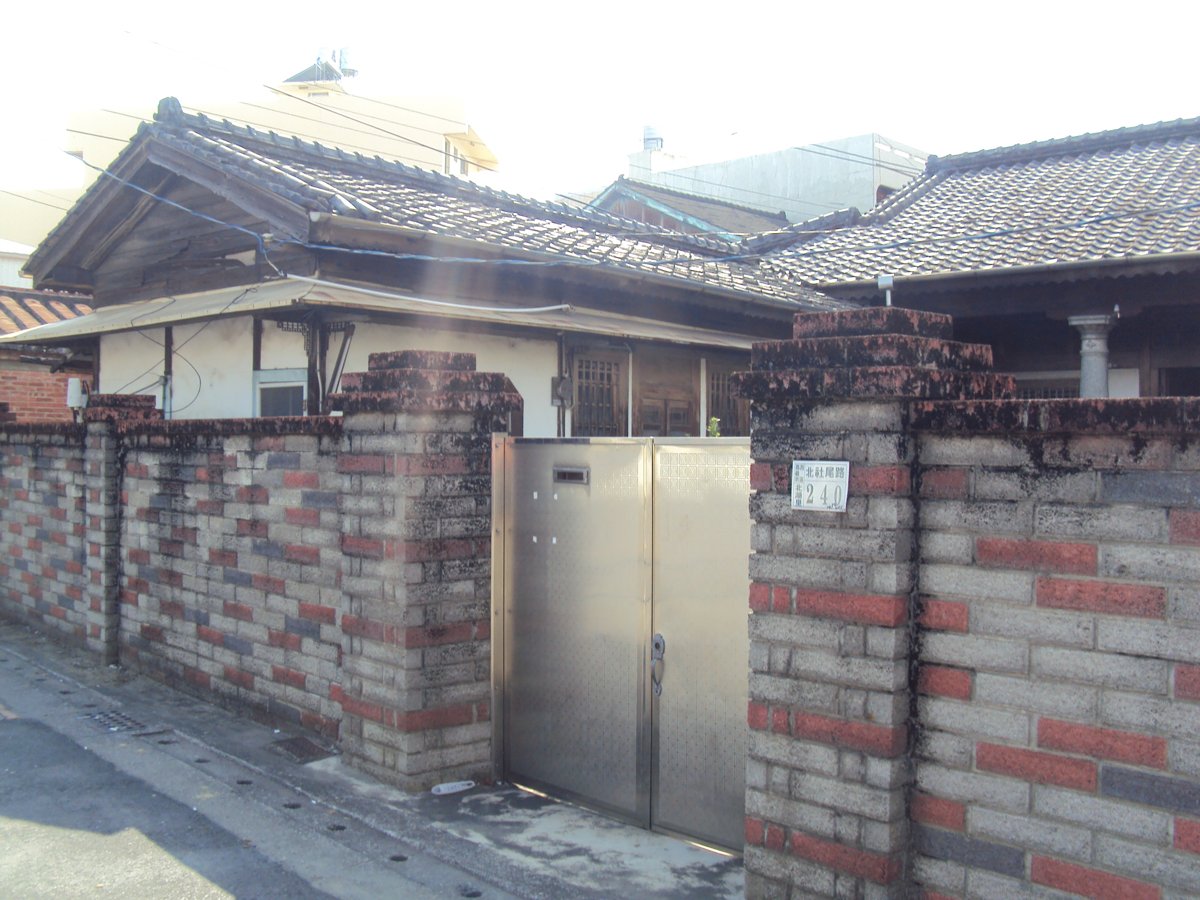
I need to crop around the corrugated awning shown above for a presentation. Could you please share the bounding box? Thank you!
[0,278,755,350]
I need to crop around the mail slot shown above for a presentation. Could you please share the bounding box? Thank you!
[552,466,589,485]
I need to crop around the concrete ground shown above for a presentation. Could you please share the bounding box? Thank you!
[0,622,743,899]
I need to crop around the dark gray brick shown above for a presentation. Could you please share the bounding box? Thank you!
[266,452,302,469]
[223,634,254,656]
[184,608,209,627]
[285,615,321,640]
[1100,766,1200,816]
[1102,471,1200,507]
[252,540,285,560]
[301,490,338,509]
[223,568,253,587]
[915,826,1025,878]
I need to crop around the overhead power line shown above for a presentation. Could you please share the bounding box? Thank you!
[0,189,71,211]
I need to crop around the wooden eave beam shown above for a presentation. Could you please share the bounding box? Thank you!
[80,169,178,270]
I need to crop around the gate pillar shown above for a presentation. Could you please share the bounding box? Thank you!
[330,351,521,790]
[735,309,1012,898]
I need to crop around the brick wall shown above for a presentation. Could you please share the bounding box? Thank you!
[0,352,520,790]
[908,399,1200,899]
[117,420,345,738]
[0,362,79,423]
[738,307,1200,898]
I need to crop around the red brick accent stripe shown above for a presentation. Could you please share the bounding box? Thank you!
[792,589,907,627]
[919,599,968,632]
[912,793,966,831]
[976,742,1097,791]
[745,816,765,846]
[791,711,907,757]
[789,832,901,885]
[918,665,972,700]
[1036,578,1166,618]
[977,537,1097,575]
[1031,856,1161,900]
[1169,509,1200,546]
[1038,718,1167,769]
[1176,818,1200,855]
[919,467,968,499]
[1176,664,1200,701]
[848,465,911,496]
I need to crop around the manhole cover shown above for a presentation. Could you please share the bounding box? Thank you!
[270,735,335,764]
[79,710,147,732]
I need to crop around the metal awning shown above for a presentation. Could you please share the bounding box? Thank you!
[0,278,755,350]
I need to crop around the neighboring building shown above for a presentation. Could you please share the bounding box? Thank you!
[5,98,842,436]
[627,130,928,223]
[588,177,789,240]
[0,286,93,422]
[0,240,34,288]
[0,61,497,249]
[756,116,1200,398]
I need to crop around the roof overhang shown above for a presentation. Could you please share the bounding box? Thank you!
[0,277,756,350]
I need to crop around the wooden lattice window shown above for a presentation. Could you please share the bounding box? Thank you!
[708,369,748,436]
[574,357,623,436]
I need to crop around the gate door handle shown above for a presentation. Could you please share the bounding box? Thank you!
[650,633,666,696]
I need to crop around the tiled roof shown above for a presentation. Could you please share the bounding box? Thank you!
[0,290,92,337]
[34,99,842,312]
[591,177,790,237]
[761,117,1200,286]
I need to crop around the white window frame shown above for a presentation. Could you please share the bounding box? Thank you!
[253,368,307,416]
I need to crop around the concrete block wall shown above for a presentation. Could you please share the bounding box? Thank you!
[117,418,345,738]
[0,425,95,647]
[908,399,1200,899]
[331,350,521,789]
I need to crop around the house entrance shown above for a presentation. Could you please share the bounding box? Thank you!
[491,437,750,850]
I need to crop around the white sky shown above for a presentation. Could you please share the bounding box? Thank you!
[6,0,1199,201]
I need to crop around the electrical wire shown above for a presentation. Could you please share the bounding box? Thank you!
[0,189,71,211]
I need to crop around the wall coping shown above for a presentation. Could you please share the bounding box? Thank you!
[911,398,1200,435]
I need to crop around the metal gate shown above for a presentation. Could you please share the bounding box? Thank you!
[491,437,750,850]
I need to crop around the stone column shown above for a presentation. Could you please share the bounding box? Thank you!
[1067,314,1114,399]
[735,307,1013,899]
[330,350,521,790]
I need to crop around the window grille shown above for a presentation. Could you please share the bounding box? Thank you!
[575,358,622,436]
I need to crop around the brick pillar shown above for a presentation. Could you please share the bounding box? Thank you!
[735,308,1013,899]
[330,350,521,790]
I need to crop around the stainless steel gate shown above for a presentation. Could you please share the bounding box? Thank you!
[491,437,750,850]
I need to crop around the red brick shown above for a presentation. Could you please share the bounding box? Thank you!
[183,666,211,690]
[1037,578,1166,618]
[223,601,254,622]
[789,832,901,885]
[918,665,972,700]
[1175,664,1200,701]
[283,470,321,489]
[139,624,164,643]
[341,615,398,644]
[765,823,785,851]
[272,665,307,690]
[395,704,474,732]
[236,518,267,538]
[911,793,966,831]
[977,537,1097,575]
[749,582,770,612]
[284,544,320,566]
[197,625,225,646]
[744,816,765,846]
[919,599,968,632]
[337,454,393,475]
[792,711,907,758]
[298,603,336,625]
[341,535,384,559]
[848,465,910,496]
[750,463,773,492]
[252,574,286,594]
[1169,509,1200,546]
[1176,818,1200,854]
[1031,856,1160,900]
[159,599,185,619]
[268,629,302,651]
[236,485,269,504]
[403,621,477,648]
[208,548,237,567]
[339,693,385,724]
[793,589,907,627]
[771,707,789,734]
[1038,718,1167,769]
[285,507,320,527]
[748,701,769,731]
[223,666,255,690]
[976,742,1097,791]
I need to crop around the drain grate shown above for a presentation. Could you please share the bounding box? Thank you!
[270,735,335,764]
[79,709,147,732]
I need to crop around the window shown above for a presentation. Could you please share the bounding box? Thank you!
[254,369,307,416]
[574,356,623,436]
[708,368,748,436]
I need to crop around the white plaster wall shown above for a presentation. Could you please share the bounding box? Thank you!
[347,324,558,437]
[100,318,254,419]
